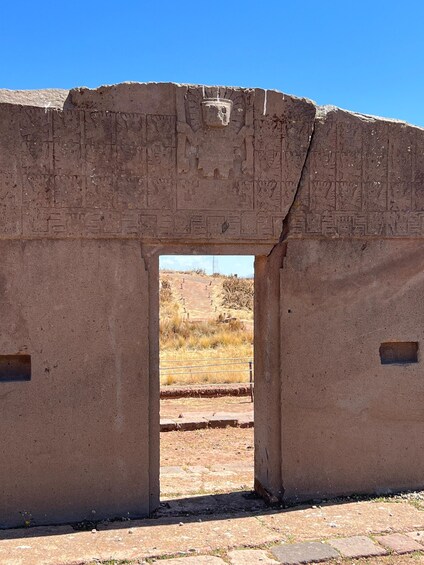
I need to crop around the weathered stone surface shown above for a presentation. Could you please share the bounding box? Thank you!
[271,541,339,564]
[280,238,424,502]
[208,414,239,428]
[259,500,424,539]
[227,548,279,564]
[160,418,178,431]
[0,240,150,528]
[0,88,69,108]
[328,535,387,558]
[151,557,226,565]
[376,532,424,553]
[406,530,424,543]
[0,514,280,564]
[237,413,254,428]
[287,107,424,239]
[0,83,316,248]
[176,417,209,431]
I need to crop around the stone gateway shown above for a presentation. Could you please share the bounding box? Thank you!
[0,83,423,528]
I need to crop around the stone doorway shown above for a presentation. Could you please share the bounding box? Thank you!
[158,254,255,503]
[145,244,285,514]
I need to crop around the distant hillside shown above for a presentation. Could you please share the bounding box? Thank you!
[159,270,254,385]
[159,270,253,324]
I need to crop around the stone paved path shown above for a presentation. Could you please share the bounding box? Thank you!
[161,462,254,496]
[1,498,423,564]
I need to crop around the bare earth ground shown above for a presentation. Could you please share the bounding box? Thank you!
[160,397,254,497]
[161,427,253,468]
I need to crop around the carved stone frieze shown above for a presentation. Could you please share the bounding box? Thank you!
[287,109,424,238]
[5,82,423,243]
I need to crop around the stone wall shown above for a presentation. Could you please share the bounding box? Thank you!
[0,82,423,526]
[280,239,424,501]
[0,240,150,527]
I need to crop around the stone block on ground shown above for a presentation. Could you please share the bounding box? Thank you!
[271,541,339,564]
[176,417,209,431]
[376,532,424,554]
[228,548,279,564]
[237,413,254,428]
[160,418,178,431]
[328,535,387,558]
[208,413,239,428]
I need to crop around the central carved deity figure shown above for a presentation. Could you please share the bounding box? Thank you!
[177,87,253,180]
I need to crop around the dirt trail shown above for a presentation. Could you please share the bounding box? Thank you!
[168,272,220,321]
[161,271,254,328]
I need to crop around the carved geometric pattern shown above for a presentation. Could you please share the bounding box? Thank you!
[288,114,424,238]
[2,92,423,241]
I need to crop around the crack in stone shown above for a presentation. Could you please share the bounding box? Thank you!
[277,112,318,249]
[265,108,318,259]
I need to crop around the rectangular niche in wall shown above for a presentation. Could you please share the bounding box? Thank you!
[0,355,31,382]
[379,342,418,365]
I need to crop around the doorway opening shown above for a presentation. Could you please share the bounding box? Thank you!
[158,254,255,506]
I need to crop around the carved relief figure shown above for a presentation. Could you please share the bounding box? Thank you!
[176,86,253,179]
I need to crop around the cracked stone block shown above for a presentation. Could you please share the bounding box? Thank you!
[328,536,387,558]
[271,541,339,564]
[228,548,279,564]
[376,533,424,554]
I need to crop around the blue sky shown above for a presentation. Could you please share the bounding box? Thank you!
[2,0,423,126]
[160,255,254,277]
[2,0,423,276]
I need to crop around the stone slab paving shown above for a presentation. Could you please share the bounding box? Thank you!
[228,548,279,564]
[160,464,253,496]
[328,535,387,558]
[376,532,424,554]
[0,514,280,565]
[151,556,226,565]
[258,500,424,539]
[407,530,424,543]
[271,541,339,564]
[0,500,424,565]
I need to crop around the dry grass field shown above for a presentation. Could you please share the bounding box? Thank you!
[160,271,254,386]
